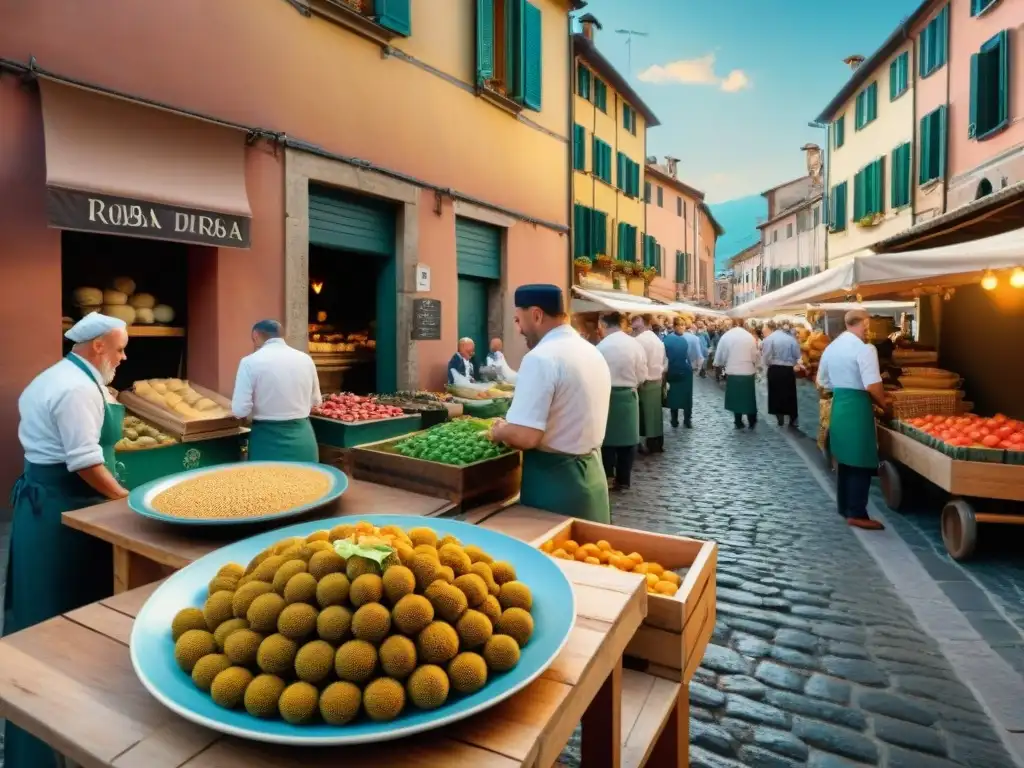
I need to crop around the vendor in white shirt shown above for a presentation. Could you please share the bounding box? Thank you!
[596,312,647,491]
[489,284,612,522]
[9,312,130,767]
[713,319,761,429]
[631,314,667,453]
[231,319,322,463]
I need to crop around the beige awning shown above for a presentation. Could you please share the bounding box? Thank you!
[40,79,252,248]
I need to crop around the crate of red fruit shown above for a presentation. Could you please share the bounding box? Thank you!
[901,413,1024,464]
[311,393,422,449]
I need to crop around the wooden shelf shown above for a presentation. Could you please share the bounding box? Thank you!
[62,320,184,338]
[621,669,682,768]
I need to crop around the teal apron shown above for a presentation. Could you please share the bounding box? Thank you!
[828,388,878,469]
[637,380,664,439]
[665,371,694,411]
[520,449,610,523]
[724,374,757,415]
[4,354,121,768]
[603,387,640,448]
[248,418,318,463]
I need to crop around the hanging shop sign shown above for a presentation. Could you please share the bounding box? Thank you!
[46,188,252,249]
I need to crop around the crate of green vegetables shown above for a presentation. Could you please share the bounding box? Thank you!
[349,418,521,505]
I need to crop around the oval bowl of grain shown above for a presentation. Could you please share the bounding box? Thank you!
[128,462,349,525]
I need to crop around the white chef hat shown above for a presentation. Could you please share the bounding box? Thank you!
[64,312,127,343]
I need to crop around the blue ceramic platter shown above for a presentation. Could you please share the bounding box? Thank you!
[130,515,576,745]
[127,462,349,526]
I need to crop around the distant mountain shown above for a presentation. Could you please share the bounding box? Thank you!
[709,194,767,273]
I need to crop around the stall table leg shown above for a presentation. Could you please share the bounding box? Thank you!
[113,546,174,594]
[582,659,623,768]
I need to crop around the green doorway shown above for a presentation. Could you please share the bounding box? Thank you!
[455,217,501,369]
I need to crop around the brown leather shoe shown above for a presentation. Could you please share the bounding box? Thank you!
[847,518,885,530]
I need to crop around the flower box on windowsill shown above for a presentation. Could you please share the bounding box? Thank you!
[855,213,884,228]
[307,0,405,44]
[477,83,524,116]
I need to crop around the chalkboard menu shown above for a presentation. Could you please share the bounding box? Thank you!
[411,298,441,340]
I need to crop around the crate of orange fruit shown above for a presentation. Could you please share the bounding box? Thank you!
[533,518,717,683]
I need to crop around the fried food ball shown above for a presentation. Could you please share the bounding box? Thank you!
[363,678,405,722]
[453,574,488,608]
[272,537,304,555]
[335,639,378,684]
[218,563,245,580]
[416,621,459,665]
[382,565,416,605]
[294,640,335,684]
[345,555,381,581]
[250,554,288,583]
[191,653,231,691]
[438,534,461,548]
[490,561,516,585]
[660,570,682,586]
[213,618,249,650]
[394,542,416,567]
[379,635,417,680]
[223,629,263,666]
[408,527,438,548]
[349,573,384,608]
[316,605,353,644]
[469,562,500,596]
[308,549,346,581]
[329,523,355,541]
[495,607,534,648]
[351,603,392,645]
[257,633,299,676]
[463,544,493,564]
[283,572,318,605]
[210,666,253,709]
[455,609,493,649]
[232,581,274,618]
[315,573,351,608]
[306,529,330,543]
[271,560,308,594]
[298,540,334,561]
[244,674,287,719]
[435,565,455,584]
[438,544,472,576]
[171,608,207,641]
[243,548,273,575]
[448,652,488,694]
[203,590,235,631]
[208,574,239,595]
[277,603,318,640]
[483,634,521,672]
[406,664,450,710]
[413,544,440,559]
[319,681,362,725]
[478,595,502,625]
[278,681,319,724]
[246,592,286,633]
[653,581,679,596]
[410,553,441,592]
[498,581,533,611]
[425,581,468,623]
[392,594,434,636]
[174,629,217,673]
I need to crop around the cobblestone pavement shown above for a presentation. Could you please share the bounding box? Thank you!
[561,375,1017,768]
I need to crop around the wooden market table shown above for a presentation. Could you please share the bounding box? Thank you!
[0,562,655,767]
[62,479,457,594]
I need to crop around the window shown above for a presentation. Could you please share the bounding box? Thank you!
[772,229,778,243]
[477,0,543,110]
[594,78,608,112]
[970,30,1010,140]
[577,63,591,99]
[797,210,811,232]
[572,125,586,171]
[971,0,1000,15]
[644,181,651,203]
[623,105,637,134]
[592,137,612,183]
[616,153,640,197]
[675,251,689,284]
[573,204,607,257]
[616,222,638,260]
[853,158,885,221]
[813,206,820,227]
[891,142,912,208]
[786,223,793,238]
[919,5,949,78]
[656,186,663,207]
[642,234,660,271]
[834,115,846,149]
[919,105,947,184]
[855,82,878,130]
[890,52,909,101]
[676,197,683,217]
[830,182,848,232]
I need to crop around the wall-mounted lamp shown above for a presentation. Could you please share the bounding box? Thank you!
[981,271,998,291]
[311,280,324,295]
[1010,268,1024,289]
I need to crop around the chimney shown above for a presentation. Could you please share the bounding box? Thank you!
[843,55,865,71]
[579,13,602,42]
[801,143,822,183]
[665,155,680,178]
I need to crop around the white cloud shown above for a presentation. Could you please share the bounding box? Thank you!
[638,54,751,93]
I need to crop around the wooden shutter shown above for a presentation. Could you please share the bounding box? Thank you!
[475,0,494,86]
[577,64,590,99]
[507,0,525,102]
[996,30,1010,130]
[919,113,932,183]
[937,105,947,180]
[522,2,543,110]
[374,0,411,35]
[969,52,979,139]
[592,210,607,256]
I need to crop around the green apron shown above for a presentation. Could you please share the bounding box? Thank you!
[724,374,757,415]
[828,388,878,469]
[665,371,693,411]
[637,380,664,439]
[248,418,318,463]
[603,387,640,448]
[4,354,121,768]
[519,449,610,523]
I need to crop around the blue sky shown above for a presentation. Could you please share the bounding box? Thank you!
[576,0,922,203]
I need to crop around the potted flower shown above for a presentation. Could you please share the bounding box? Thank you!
[573,256,592,284]
[856,213,884,228]
[642,266,658,284]
[611,259,632,290]
[594,254,613,273]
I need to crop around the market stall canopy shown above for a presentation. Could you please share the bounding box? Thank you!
[39,80,252,249]
[805,301,916,314]
[571,288,726,317]
[729,229,1024,317]
[659,302,726,317]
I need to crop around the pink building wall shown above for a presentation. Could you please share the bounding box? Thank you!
[911,2,952,222]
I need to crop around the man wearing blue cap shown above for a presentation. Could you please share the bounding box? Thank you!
[488,284,612,522]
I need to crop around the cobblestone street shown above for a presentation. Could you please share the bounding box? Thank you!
[563,375,1021,768]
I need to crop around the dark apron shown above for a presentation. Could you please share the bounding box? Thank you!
[637,380,664,439]
[603,387,640,448]
[248,417,318,463]
[665,370,693,411]
[724,374,757,415]
[766,365,798,417]
[4,354,121,768]
[828,388,878,469]
[520,449,610,523]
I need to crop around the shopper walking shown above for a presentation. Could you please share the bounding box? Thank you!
[762,320,802,428]
[631,314,667,453]
[595,312,647,490]
[713,318,761,429]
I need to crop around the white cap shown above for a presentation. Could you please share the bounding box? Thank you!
[64,312,127,343]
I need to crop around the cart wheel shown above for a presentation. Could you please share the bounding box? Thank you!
[941,499,978,561]
[878,461,903,511]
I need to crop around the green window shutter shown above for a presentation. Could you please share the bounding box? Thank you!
[577,64,590,99]
[657,186,663,207]
[592,210,607,256]
[889,59,899,101]
[997,30,1010,131]
[969,53,979,139]
[616,222,626,259]
[937,105,947,180]
[855,92,863,129]
[919,112,931,183]
[522,2,542,110]
[573,125,585,170]
[644,181,651,203]
[938,6,948,67]
[834,116,845,148]
[615,152,623,190]
[675,251,683,282]
[475,0,495,86]
[506,0,526,103]
[867,82,877,122]
[374,0,411,35]
[591,136,599,176]
[594,80,607,111]
[853,169,863,220]
[631,162,639,197]
[573,204,585,257]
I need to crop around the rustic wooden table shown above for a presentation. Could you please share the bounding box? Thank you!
[0,560,651,767]
[62,479,457,594]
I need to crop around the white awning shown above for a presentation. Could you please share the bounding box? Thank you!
[571,287,726,316]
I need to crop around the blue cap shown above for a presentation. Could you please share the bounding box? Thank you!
[514,284,564,315]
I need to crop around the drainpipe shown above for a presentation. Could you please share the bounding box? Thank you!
[808,120,830,270]
[569,24,576,284]
[941,25,951,215]
[910,32,918,222]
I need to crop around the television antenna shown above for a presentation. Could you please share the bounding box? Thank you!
[615,29,649,73]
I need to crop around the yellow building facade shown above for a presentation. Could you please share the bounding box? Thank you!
[572,19,659,271]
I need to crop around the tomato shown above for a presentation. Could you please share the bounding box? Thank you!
[993,413,1008,424]
[982,434,1000,448]
[995,426,1013,440]
[1009,432,1024,444]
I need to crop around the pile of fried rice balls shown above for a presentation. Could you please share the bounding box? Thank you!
[170,522,535,725]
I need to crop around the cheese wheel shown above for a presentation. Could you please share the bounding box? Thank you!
[103,289,128,306]
[153,304,175,324]
[112,277,136,295]
[151,380,168,395]
[73,287,103,306]
[134,307,155,324]
[128,292,156,310]
[102,304,136,325]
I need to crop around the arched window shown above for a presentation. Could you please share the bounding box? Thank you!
[976,178,993,200]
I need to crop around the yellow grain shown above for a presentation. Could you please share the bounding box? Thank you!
[151,466,332,519]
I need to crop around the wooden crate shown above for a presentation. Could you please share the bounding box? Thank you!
[531,517,717,683]
[118,383,242,440]
[311,413,422,448]
[349,432,521,505]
